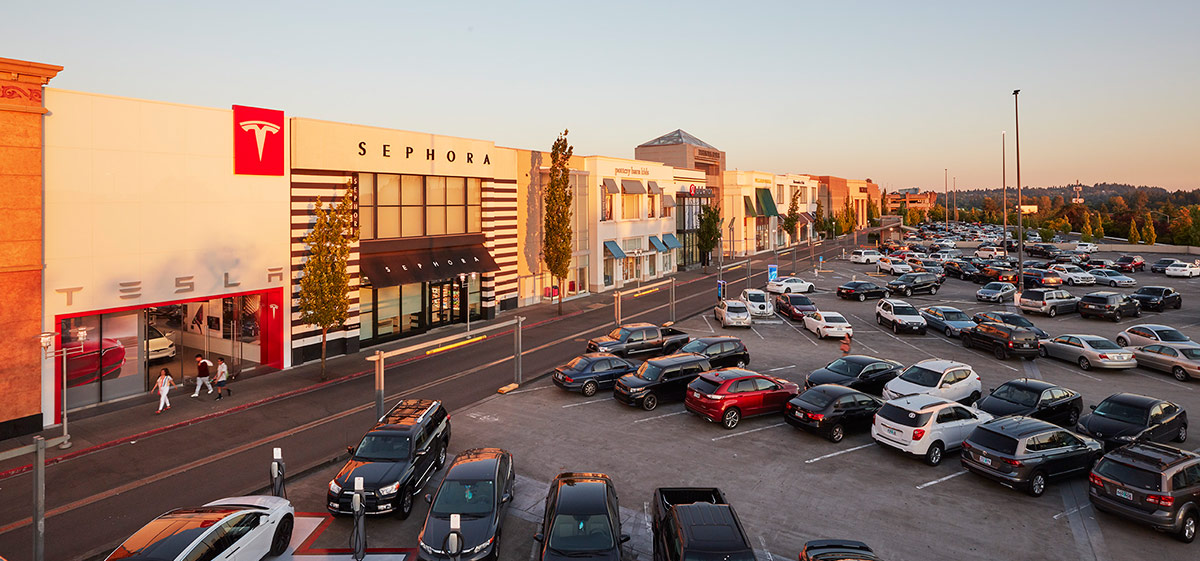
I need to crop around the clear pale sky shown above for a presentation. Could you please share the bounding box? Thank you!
[8,1,1198,191]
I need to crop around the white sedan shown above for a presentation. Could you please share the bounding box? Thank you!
[803,311,854,339]
[106,495,294,561]
[766,276,815,294]
[877,256,913,275]
[1165,262,1200,278]
[1049,264,1095,286]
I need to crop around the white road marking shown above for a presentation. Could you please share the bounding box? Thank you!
[750,326,766,340]
[633,410,687,423]
[775,313,819,347]
[766,365,796,372]
[562,397,611,408]
[915,469,969,489]
[701,315,716,333]
[1053,503,1092,520]
[758,536,774,561]
[505,385,553,395]
[1132,370,1194,391]
[804,442,874,464]
[847,312,939,359]
[711,422,787,441]
[1037,360,1102,381]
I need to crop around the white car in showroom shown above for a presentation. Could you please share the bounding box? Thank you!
[850,249,882,264]
[1048,264,1096,286]
[803,311,854,339]
[872,394,993,466]
[106,495,294,561]
[739,288,774,317]
[766,276,814,294]
[1165,261,1200,278]
[877,256,913,275]
[714,299,752,327]
[882,359,982,404]
[145,324,177,361]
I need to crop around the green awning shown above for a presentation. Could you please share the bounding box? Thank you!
[756,188,780,217]
[743,196,758,217]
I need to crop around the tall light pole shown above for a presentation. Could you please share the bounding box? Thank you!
[1002,131,1007,236]
[944,168,949,228]
[953,177,958,222]
[1014,89,1024,285]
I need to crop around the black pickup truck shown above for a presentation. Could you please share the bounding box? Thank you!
[651,487,755,561]
[586,322,689,358]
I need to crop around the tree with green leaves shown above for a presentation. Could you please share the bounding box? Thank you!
[697,204,722,271]
[1093,213,1105,240]
[298,189,358,379]
[543,129,574,316]
[1039,227,1055,242]
[1127,218,1141,244]
[929,204,946,222]
[782,189,802,245]
[1143,215,1157,245]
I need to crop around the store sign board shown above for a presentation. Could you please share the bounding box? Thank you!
[233,105,285,176]
[292,118,497,178]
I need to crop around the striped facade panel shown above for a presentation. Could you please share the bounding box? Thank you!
[484,179,518,308]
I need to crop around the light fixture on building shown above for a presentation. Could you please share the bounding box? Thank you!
[36,326,89,449]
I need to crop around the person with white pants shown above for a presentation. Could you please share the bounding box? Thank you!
[155,368,177,414]
[192,354,214,397]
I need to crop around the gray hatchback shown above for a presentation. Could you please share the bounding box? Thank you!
[961,416,1102,497]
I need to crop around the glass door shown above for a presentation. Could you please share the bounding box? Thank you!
[429,280,453,328]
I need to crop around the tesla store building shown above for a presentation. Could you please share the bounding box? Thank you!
[41,89,291,420]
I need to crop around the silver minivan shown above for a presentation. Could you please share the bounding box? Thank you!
[1018,288,1079,317]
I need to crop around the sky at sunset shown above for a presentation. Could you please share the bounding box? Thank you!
[8,1,1198,192]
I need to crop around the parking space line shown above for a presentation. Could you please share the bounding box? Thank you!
[1131,370,1195,391]
[915,469,968,489]
[775,313,819,347]
[701,315,716,333]
[758,536,775,561]
[847,313,939,359]
[766,365,796,372]
[750,326,766,340]
[804,442,874,464]
[633,410,687,423]
[561,397,611,408]
[1053,503,1092,520]
[711,422,786,441]
[506,385,553,395]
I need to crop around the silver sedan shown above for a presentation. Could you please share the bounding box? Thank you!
[1038,334,1137,371]
[1131,344,1200,382]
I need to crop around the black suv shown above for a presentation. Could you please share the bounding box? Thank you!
[328,399,451,518]
[886,272,940,297]
[676,336,750,370]
[1130,286,1183,312]
[1027,244,1062,258]
[1078,291,1142,322]
[1022,268,1064,289]
[613,354,711,411]
[1089,442,1200,542]
[943,260,981,281]
[961,322,1040,360]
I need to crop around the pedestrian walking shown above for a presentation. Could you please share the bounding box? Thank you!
[155,368,177,414]
[840,333,852,356]
[192,354,214,397]
[214,357,232,400]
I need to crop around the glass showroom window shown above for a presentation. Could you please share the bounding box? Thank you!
[647,194,656,218]
[621,194,641,220]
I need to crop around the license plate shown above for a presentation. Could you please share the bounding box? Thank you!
[555,372,563,380]
[980,456,993,466]
[693,391,701,398]
[1115,488,1134,501]
[886,427,899,436]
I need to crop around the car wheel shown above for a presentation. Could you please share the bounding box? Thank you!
[1048,307,1057,318]
[1174,366,1191,382]
[581,380,598,397]
[807,284,814,293]
[1039,346,1049,358]
[858,293,866,302]
[961,335,971,348]
[930,285,938,295]
[642,393,658,411]
[1067,278,1075,286]
[1116,336,1128,347]
[876,314,883,325]
[904,288,913,297]
[722,407,741,430]
[1109,280,1117,287]
[1078,357,1092,371]
[966,391,981,405]
[1027,471,1047,498]
[1175,299,1182,309]
[784,288,791,294]
[736,359,747,368]
[827,423,845,443]
[1112,311,1122,322]
[397,486,414,519]
[925,441,945,466]
[1177,424,1188,443]
[1134,307,1142,317]
[945,326,954,337]
[269,514,293,556]
[1178,511,1198,543]
[1067,408,1080,426]
[994,344,1009,360]
[893,323,900,334]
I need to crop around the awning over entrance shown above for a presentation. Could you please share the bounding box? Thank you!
[620,179,646,194]
[662,233,683,250]
[756,188,780,217]
[361,245,500,286]
[603,241,627,259]
[602,178,620,194]
[647,181,663,194]
[648,235,669,253]
[662,195,676,208]
[743,196,758,217]
[797,211,815,225]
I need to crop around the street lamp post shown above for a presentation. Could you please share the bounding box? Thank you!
[1014,89,1024,286]
[1002,131,1007,238]
[944,168,949,228]
[37,326,89,449]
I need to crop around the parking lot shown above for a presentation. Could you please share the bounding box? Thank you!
[286,250,1200,560]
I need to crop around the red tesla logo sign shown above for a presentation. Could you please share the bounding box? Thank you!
[233,105,284,176]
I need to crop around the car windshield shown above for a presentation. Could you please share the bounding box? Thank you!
[548,514,614,553]
[1153,329,1189,342]
[607,328,630,340]
[746,292,766,302]
[354,434,411,461]
[1092,399,1148,425]
[1118,257,1133,263]
[968,428,1018,455]
[147,325,166,339]
[990,383,1039,407]
[680,340,709,354]
[796,389,835,409]
[824,358,865,376]
[787,295,813,305]
[1181,348,1200,360]
[897,274,918,282]
[898,365,942,387]
[1061,266,1084,273]
[431,479,495,516]
[1003,316,1033,328]
[983,283,1008,291]
[1083,338,1121,350]
[1155,259,1175,265]
[942,311,969,321]
[636,363,663,381]
[892,305,919,316]
[726,303,748,313]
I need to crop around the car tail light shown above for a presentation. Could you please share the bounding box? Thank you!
[1097,354,1110,360]
[1002,458,1022,467]
[563,376,574,383]
[962,441,973,451]
[912,429,926,441]
[1089,473,1104,487]
[807,412,824,422]
[1008,340,1014,348]
[1147,494,1174,507]
[706,394,724,401]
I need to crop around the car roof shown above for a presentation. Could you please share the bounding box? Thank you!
[1085,291,1119,297]
[840,355,891,365]
[879,298,910,305]
[376,399,439,430]
[691,336,740,345]
[889,393,954,411]
[721,299,745,305]
[980,415,1060,438]
[742,288,765,294]
[1102,392,1162,407]
[551,473,612,514]
[1106,442,1199,472]
[445,448,506,479]
[580,352,618,360]
[1129,324,1175,331]
[806,384,862,398]
[704,368,758,382]
[622,322,655,329]
[673,503,749,551]
[924,305,962,312]
[998,377,1056,392]
[913,358,969,372]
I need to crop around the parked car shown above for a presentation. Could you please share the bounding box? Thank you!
[534,472,627,561]
[962,322,1041,360]
[1150,258,1184,274]
[714,300,752,328]
[975,378,1084,426]
[877,256,913,275]
[1130,286,1183,311]
[886,272,941,297]
[328,399,451,518]
[1165,262,1200,278]
[1027,244,1062,259]
[613,354,710,411]
[651,488,753,561]
[775,293,818,320]
[1075,242,1099,253]
[418,448,514,561]
[976,281,1017,303]
[872,394,994,466]
[1049,264,1096,286]
[920,306,976,337]
[1090,268,1137,287]
[836,280,888,301]
[850,249,882,264]
[803,311,854,339]
[677,336,750,370]
[1084,259,1117,271]
[944,260,981,281]
[975,245,1008,259]
[805,355,904,394]
[962,416,1102,497]
[1089,442,1200,543]
[1115,255,1146,273]
[1018,288,1079,317]
[1132,344,1200,382]
[1117,324,1196,348]
[105,495,295,561]
[739,288,774,317]
[587,323,690,358]
[875,299,927,335]
[799,540,882,561]
[1038,334,1136,370]
[786,384,883,442]
[979,266,1019,285]
[1076,393,1188,451]
[685,368,799,429]
[552,353,638,397]
[1078,291,1142,322]
[882,359,981,403]
[1022,268,1064,289]
[765,276,814,294]
[973,312,1049,342]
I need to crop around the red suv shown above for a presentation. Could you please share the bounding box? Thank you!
[685,369,799,430]
[1114,255,1146,273]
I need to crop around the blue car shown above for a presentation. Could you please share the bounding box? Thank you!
[919,306,977,337]
[551,353,637,397]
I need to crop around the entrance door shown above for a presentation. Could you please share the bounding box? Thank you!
[429,280,454,328]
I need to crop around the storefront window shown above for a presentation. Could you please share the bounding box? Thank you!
[604,258,614,286]
[648,194,656,218]
[602,192,613,221]
[359,174,376,240]
[359,286,374,340]
[401,283,424,333]
[376,285,401,337]
[377,174,401,238]
[468,178,482,233]
[648,252,657,277]
[621,194,640,220]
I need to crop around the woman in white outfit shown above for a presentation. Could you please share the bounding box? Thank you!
[155,368,177,414]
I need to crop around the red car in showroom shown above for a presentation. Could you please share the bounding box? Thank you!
[67,338,127,387]
[685,368,799,429]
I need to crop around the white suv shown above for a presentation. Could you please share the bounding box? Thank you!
[974,246,1007,259]
[882,359,982,403]
[1075,242,1099,253]
[739,288,774,317]
[850,249,882,264]
[875,299,927,335]
[877,256,912,275]
[1048,264,1095,286]
[872,395,994,466]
